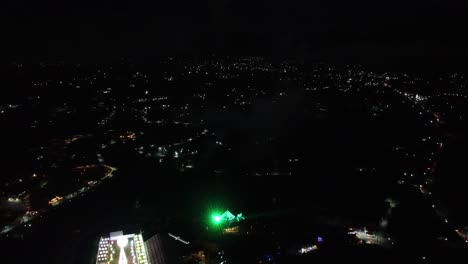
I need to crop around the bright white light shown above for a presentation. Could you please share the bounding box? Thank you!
[117,236,128,248]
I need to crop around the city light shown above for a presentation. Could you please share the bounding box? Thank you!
[96,232,149,264]
[3,55,468,262]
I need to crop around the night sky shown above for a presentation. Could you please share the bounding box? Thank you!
[2,1,468,67]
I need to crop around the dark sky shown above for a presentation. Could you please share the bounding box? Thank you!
[2,0,468,65]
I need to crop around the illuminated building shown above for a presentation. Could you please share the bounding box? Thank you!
[223,226,239,234]
[298,245,318,255]
[145,233,186,264]
[145,234,167,264]
[120,132,137,140]
[96,231,149,264]
[48,196,63,206]
[348,227,391,246]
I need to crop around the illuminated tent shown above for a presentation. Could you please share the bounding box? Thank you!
[212,210,244,225]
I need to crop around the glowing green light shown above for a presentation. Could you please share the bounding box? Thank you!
[210,210,244,226]
[212,215,221,223]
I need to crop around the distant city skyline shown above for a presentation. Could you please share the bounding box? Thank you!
[2,0,468,69]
